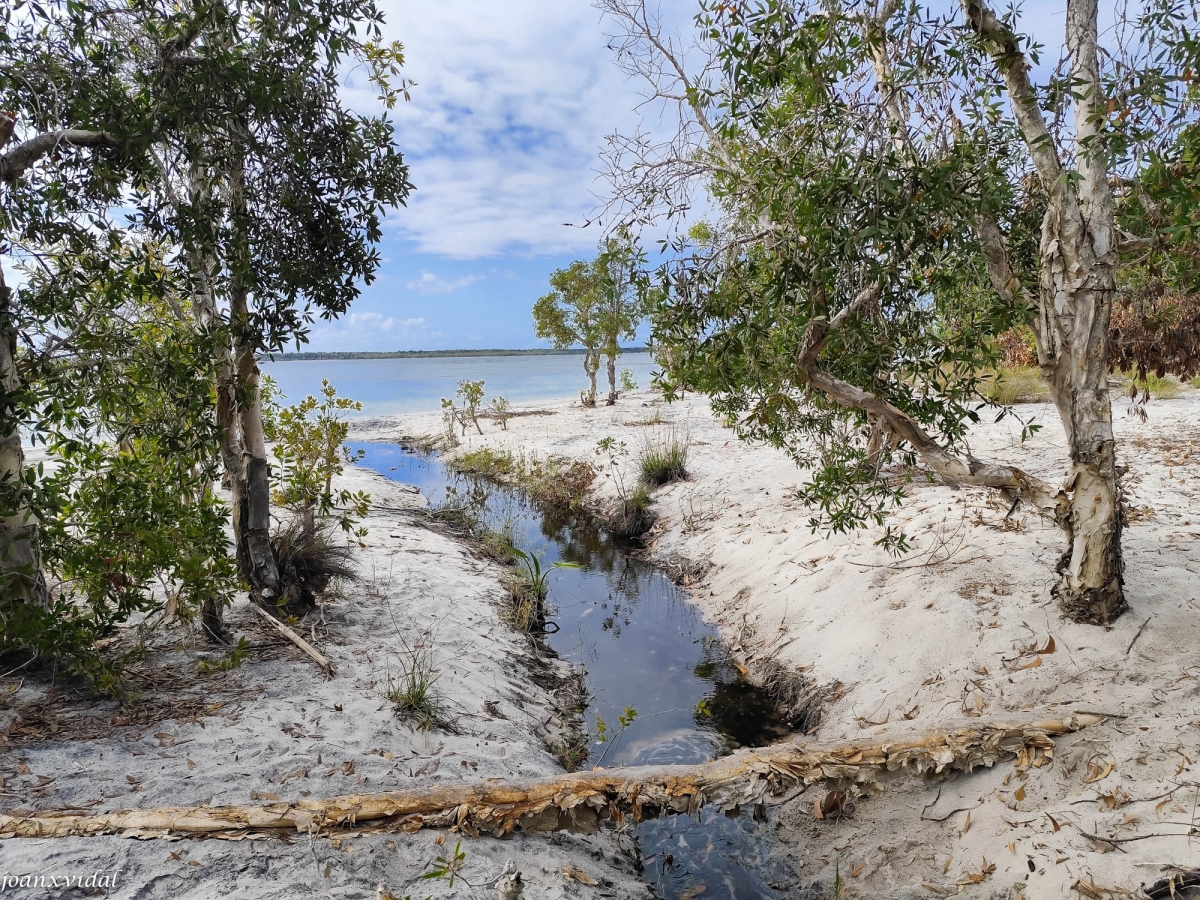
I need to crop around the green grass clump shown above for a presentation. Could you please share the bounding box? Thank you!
[639,425,690,486]
[609,486,654,538]
[387,646,441,730]
[450,446,518,479]
[978,365,1050,405]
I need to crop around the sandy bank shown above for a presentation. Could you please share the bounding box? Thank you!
[0,463,647,898]
[354,385,1200,897]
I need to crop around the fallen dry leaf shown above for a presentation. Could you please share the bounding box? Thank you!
[1014,785,1026,802]
[561,868,600,888]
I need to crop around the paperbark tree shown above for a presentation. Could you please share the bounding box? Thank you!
[598,0,1199,623]
[534,261,605,407]
[596,231,645,405]
[135,0,412,630]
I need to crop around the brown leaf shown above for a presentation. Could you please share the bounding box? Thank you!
[1014,785,1026,802]
[342,760,355,776]
[1045,812,1060,832]
[851,863,866,877]
[186,758,195,770]
[563,866,599,886]
[814,789,846,819]
[1038,636,1056,654]
[1015,656,1043,671]
[902,705,920,720]
[1082,757,1114,784]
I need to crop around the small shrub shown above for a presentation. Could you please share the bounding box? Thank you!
[619,368,638,393]
[450,447,518,480]
[526,457,597,512]
[550,731,590,772]
[639,425,690,486]
[978,366,1050,405]
[439,400,461,449]
[608,486,654,538]
[387,643,441,730]
[441,379,486,436]
[490,395,512,430]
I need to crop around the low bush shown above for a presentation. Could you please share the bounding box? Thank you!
[450,447,518,480]
[387,643,442,731]
[608,486,654,538]
[270,519,357,612]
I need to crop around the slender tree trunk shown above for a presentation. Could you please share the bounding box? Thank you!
[0,267,49,606]
[583,348,599,407]
[605,351,618,405]
[224,154,280,608]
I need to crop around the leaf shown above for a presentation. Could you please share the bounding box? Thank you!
[1016,656,1042,670]
[1038,636,1056,654]
[1083,757,1114,784]
[851,863,866,877]
[562,865,599,886]
[961,810,971,833]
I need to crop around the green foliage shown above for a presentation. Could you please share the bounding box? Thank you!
[535,260,605,406]
[3,246,236,685]
[198,637,252,674]
[440,380,486,436]
[422,841,466,887]
[450,447,518,480]
[387,642,441,731]
[638,426,689,486]
[619,369,638,393]
[263,379,369,538]
[504,548,580,634]
[490,395,512,430]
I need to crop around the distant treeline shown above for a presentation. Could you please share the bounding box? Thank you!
[264,347,648,361]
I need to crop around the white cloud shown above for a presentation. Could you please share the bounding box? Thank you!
[405,270,483,294]
[351,0,661,259]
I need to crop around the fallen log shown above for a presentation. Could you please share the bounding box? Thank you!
[0,714,1101,841]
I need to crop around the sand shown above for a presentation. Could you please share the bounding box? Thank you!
[0,464,647,899]
[350,381,1200,898]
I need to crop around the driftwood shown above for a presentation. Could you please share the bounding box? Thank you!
[0,714,1101,841]
[251,603,335,677]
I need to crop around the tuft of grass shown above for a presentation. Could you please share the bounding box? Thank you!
[271,520,357,612]
[550,731,590,772]
[978,365,1050,405]
[639,424,690,486]
[477,518,518,566]
[449,446,518,479]
[387,643,442,730]
[608,486,654,538]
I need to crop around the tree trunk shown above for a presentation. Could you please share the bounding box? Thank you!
[605,351,618,405]
[964,0,1127,624]
[225,154,280,609]
[583,349,599,407]
[1038,228,1125,624]
[0,267,50,606]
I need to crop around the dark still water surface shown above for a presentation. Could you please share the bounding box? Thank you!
[353,442,794,899]
[263,352,658,417]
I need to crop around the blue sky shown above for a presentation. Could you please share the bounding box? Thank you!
[307,0,1076,353]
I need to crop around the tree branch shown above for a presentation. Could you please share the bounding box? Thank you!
[0,129,118,184]
[797,285,1069,524]
[960,0,1063,192]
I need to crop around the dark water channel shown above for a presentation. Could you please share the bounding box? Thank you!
[354,442,792,899]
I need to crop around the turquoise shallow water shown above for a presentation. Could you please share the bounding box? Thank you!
[262,351,658,417]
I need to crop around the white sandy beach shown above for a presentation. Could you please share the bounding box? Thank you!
[351,382,1200,898]
[2,382,1198,899]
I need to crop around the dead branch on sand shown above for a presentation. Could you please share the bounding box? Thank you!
[0,714,1101,841]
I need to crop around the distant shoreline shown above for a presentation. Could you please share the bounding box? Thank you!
[263,347,648,361]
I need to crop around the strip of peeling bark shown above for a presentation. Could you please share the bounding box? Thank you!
[0,715,1102,840]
